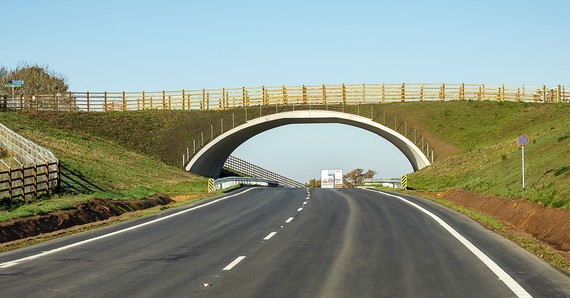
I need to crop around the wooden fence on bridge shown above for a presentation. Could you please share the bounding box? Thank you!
[4,83,569,112]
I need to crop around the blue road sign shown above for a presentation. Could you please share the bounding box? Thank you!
[517,135,529,147]
[8,80,23,85]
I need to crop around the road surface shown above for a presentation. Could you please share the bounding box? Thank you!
[1,187,569,297]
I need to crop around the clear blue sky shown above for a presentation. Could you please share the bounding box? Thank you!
[2,1,569,183]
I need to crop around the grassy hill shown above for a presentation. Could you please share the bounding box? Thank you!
[0,111,208,220]
[382,101,570,209]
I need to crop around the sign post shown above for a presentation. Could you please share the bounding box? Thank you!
[6,80,24,101]
[517,135,529,190]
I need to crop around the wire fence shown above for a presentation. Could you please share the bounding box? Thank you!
[224,155,304,188]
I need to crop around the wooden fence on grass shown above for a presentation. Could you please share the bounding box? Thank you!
[0,161,60,206]
[0,123,60,205]
[3,83,569,112]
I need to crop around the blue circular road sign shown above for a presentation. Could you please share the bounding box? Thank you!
[517,135,529,147]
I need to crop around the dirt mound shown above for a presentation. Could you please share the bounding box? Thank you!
[439,189,570,253]
[0,195,173,244]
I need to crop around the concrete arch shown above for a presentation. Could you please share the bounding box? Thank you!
[186,110,431,178]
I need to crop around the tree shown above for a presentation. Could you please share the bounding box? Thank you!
[343,168,377,187]
[306,178,321,188]
[0,63,69,97]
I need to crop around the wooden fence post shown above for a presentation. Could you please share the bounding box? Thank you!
[87,91,90,112]
[282,85,288,105]
[400,83,406,102]
[122,91,126,111]
[322,84,327,105]
[104,91,108,111]
[33,163,38,199]
[19,166,24,203]
[8,169,13,209]
[302,85,308,105]
[45,161,50,192]
[342,84,347,105]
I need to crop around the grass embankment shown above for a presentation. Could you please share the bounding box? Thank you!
[0,111,209,221]
[378,101,570,209]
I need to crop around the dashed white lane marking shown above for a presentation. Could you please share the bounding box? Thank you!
[263,232,277,241]
[297,207,303,212]
[223,256,246,271]
[0,188,257,269]
[364,189,532,298]
[303,202,307,205]
[285,217,294,223]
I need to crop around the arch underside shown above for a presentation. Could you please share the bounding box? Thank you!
[186,110,431,178]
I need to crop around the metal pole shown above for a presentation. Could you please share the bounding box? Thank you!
[193,139,196,154]
[522,146,525,190]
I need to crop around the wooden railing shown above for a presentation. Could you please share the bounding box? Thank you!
[5,83,569,112]
[0,161,60,207]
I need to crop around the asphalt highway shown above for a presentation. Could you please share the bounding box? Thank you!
[1,187,569,297]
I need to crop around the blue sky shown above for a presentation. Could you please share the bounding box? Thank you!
[2,1,569,182]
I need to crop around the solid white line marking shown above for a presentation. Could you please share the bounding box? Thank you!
[0,188,257,269]
[285,217,294,223]
[363,189,532,298]
[297,207,303,212]
[263,232,277,240]
[223,256,246,271]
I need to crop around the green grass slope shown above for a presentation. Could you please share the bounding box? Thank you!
[397,101,570,208]
[0,112,207,220]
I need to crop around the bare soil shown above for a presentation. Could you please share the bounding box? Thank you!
[0,195,173,244]
[434,188,570,262]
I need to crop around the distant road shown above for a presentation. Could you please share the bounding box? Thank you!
[1,188,569,297]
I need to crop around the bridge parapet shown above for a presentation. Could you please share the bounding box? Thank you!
[6,83,569,112]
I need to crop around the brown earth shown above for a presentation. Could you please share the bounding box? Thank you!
[0,195,173,244]
[434,188,570,262]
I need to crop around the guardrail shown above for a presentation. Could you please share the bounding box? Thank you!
[213,176,280,191]
[4,83,569,112]
[363,177,402,188]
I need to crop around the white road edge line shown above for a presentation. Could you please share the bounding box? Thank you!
[223,256,246,271]
[285,217,294,223]
[297,207,303,212]
[363,189,532,298]
[0,188,257,269]
[263,232,277,241]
